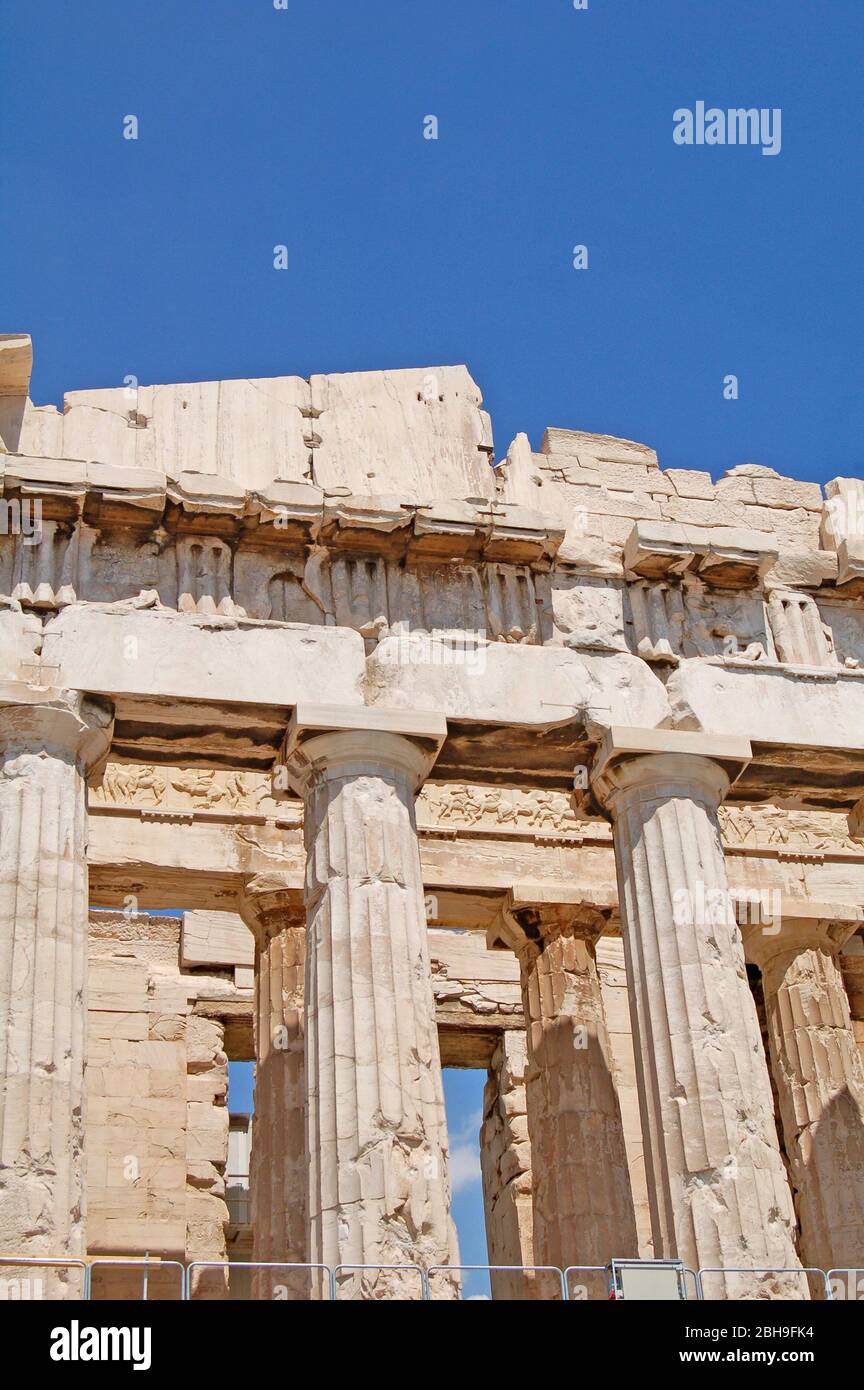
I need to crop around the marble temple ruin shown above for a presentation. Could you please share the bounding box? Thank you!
[1,331,863,1300]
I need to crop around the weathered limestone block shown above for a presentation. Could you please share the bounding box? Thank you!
[822,478,864,593]
[0,334,33,403]
[680,585,772,662]
[479,1032,540,1299]
[207,376,312,490]
[0,687,112,1297]
[366,636,670,732]
[491,890,637,1289]
[87,954,190,1272]
[623,520,779,591]
[310,366,494,503]
[429,926,523,1066]
[284,707,460,1299]
[84,909,234,1298]
[39,604,368,714]
[666,660,864,755]
[623,521,699,581]
[181,909,254,972]
[183,1015,229,1299]
[239,875,308,1300]
[594,733,804,1299]
[551,575,627,653]
[767,548,839,592]
[54,376,312,488]
[185,1016,227,1074]
[744,917,864,1278]
[495,428,838,571]
[818,602,864,672]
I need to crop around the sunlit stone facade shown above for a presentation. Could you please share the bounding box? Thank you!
[1,333,863,1299]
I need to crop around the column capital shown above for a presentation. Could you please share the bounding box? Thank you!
[277,703,447,796]
[0,680,114,776]
[742,899,864,972]
[487,882,615,956]
[590,726,751,812]
[239,871,305,946]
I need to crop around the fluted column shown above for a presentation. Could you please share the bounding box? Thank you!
[744,913,864,1277]
[283,707,460,1300]
[0,687,113,1298]
[239,874,308,1300]
[593,732,803,1299]
[491,888,637,1290]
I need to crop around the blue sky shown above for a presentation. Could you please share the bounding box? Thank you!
[9,0,860,1284]
[3,1,862,484]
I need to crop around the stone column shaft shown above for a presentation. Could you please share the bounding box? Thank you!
[489,889,637,1294]
[598,747,802,1298]
[518,920,637,1278]
[287,716,460,1299]
[0,693,112,1298]
[240,876,307,1299]
[748,926,864,1276]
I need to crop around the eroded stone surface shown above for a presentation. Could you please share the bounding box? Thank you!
[493,895,637,1287]
[598,748,804,1299]
[745,919,864,1279]
[0,689,112,1298]
[2,344,863,1300]
[286,720,461,1300]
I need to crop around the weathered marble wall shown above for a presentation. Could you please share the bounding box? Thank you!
[86,912,230,1300]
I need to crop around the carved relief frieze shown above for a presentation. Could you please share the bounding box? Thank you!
[682,585,771,662]
[93,762,284,819]
[720,803,863,856]
[550,575,626,653]
[622,579,772,665]
[90,763,864,862]
[815,597,864,671]
[234,548,552,645]
[417,782,607,840]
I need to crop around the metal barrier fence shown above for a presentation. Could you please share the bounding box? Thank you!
[0,1256,88,1300]
[0,1256,860,1300]
[428,1263,569,1301]
[186,1260,332,1300]
[695,1266,831,1301]
[85,1258,186,1301]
